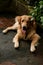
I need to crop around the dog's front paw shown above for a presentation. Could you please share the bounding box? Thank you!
[14,42,19,48]
[30,45,36,52]
[2,30,7,33]
[13,39,19,48]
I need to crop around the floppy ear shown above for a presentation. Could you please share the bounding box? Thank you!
[29,17,36,29]
[30,17,36,25]
[15,16,21,24]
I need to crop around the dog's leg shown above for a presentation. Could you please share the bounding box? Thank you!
[2,22,19,33]
[2,26,15,33]
[30,34,40,52]
[13,33,20,48]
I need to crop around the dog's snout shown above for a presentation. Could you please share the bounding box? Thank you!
[23,26,27,30]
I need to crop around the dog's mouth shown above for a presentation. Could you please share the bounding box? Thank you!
[22,29,26,34]
[22,26,27,34]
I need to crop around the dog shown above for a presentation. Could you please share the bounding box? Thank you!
[2,15,41,52]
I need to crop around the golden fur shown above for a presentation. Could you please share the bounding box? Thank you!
[2,15,40,52]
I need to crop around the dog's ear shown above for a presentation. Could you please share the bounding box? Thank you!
[29,17,36,29]
[15,16,21,24]
[30,17,36,25]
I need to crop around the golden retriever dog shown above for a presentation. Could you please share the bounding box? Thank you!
[2,15,41,52]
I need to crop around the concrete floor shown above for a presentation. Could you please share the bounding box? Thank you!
[0,29,43,65]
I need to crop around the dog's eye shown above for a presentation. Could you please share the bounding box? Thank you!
[22,20,24,22]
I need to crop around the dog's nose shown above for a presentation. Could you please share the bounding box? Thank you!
[23,26,27,30]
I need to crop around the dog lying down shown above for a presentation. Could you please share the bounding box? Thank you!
[2,15,41,52]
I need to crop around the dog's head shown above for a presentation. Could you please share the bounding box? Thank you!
[15,15,36,33]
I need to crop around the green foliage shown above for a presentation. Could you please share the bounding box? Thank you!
[29,0,43,27]
[18,0,43,27]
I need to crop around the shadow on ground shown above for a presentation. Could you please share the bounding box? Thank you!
[0,28,43,65]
